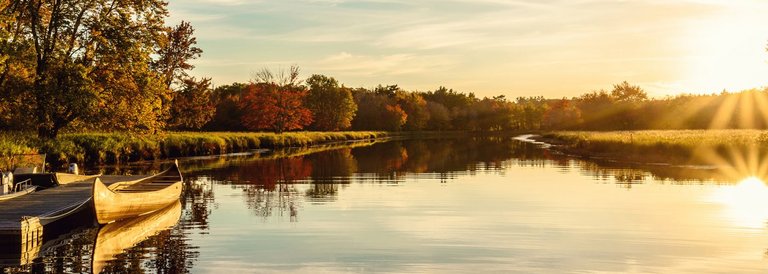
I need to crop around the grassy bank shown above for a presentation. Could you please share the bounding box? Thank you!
[0,131,389,170]
[537,130,768,165]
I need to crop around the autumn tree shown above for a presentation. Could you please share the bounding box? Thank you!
[168,77,215,130]
[351,89,406,131]
[239,67,313,133]
[304,74,357,131]
[475,96,514,131]
[153,21,203,88]
[395,90,429,131]
[422,86,477,129]
[543,99,582,129]
[1,0,176,138]
[425,101,450,130]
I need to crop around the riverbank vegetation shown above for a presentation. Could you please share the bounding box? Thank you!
[0,131,387,169]
[538,130,768,168]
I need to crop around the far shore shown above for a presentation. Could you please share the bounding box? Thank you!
[532,130,768,168]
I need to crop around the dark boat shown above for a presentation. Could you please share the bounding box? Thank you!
[13,173,100,190]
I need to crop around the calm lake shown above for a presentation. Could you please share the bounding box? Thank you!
[3,137,768,273]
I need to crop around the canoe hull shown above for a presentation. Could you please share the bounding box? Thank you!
[92,164,183,225]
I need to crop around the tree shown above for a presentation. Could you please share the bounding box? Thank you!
[396,90,429,131]
[205,82,247,131]
[513,96,548,130]
[543,99,582,129]
[153,21,203,88]
[425,101,450,130]
[304,74,357,131]
[610,81,647,129]
[168,77,215,130]
[351,88,407,131]
[2,0,173,138]
[611,81,647,102]
[239,67,313,133]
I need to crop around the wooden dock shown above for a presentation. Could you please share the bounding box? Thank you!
[0,180,94,234]
[0,179,93,265]
[0,174,147,266]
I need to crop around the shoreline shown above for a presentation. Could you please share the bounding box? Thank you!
[2,130,502,171]
[528,130,768,168]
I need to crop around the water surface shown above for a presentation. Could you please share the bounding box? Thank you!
[3,137,768,273]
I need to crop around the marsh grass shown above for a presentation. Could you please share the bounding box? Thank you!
[0,131,388,169]
[540,130,768,165]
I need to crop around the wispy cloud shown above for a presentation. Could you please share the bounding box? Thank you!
[170,0,768,97]
[311,52,456,76]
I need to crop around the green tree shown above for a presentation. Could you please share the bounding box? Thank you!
[304,74,357,131]
[168,77,215,130]
[205,82,247,131]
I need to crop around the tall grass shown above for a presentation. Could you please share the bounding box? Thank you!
[540,130,768,165]
[0,131,388,169]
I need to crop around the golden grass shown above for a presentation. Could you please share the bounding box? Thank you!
[540,130,768,165]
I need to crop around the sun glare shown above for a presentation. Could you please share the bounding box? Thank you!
[710,176,768,229]
[681,6,768,94]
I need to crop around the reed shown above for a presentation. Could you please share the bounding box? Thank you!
[539,130,768,165]
[0,131,389,169]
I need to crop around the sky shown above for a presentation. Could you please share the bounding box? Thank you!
[167,0,768,98]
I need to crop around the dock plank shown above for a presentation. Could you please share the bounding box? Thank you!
[0,180,94,232]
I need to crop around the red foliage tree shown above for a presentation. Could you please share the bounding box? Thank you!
[238,83,313,133]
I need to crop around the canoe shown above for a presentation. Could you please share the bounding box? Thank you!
[92,162,183,224]
[0,180,37,202]
[92,201,181,274]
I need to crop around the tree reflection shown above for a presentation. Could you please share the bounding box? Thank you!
[182,176,215,231]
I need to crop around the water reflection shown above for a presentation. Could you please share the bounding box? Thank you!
[710,176,768,229]
[93,201,182,273]
[5,137,768,273]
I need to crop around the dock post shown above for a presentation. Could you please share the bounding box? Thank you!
[19,217,42,265]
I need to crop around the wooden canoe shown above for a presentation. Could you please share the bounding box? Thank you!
[92,201,181,274]
[92,162,183,225]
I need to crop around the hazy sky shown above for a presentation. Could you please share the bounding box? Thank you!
[168,0,768,98]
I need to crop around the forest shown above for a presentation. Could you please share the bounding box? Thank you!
[2,0,768,139]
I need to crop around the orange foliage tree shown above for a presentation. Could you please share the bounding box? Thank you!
[239,83,313,133]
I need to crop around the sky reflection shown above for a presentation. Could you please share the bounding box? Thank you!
[5,138,768,273]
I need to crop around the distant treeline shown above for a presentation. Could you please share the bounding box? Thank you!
[196,76,768,132]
